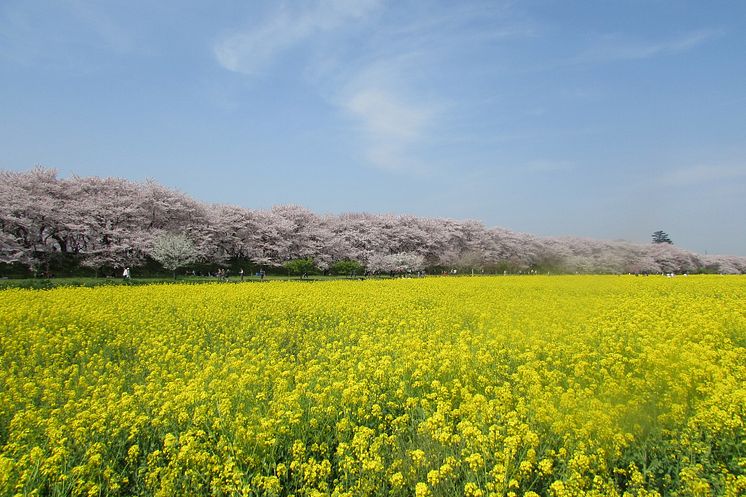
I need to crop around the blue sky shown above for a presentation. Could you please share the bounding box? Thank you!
[2,1,745,255]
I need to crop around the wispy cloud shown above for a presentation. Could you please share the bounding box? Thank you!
[343,87,435,172]
[660,164,746,186]
[212,0,440,173]
[212,1,532,173]
[573,29,721,64]
[366,3,536,55]
[523,159,574,173]
[66,0,133,53]
[330,48,444,173]
[213,0,381,75]
[0,1,131,66]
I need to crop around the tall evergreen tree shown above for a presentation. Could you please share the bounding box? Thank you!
[652,231,673,244]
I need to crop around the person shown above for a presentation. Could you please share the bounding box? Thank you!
[240,268,244,281]
[260,269,265,280]
[123,267,130,279]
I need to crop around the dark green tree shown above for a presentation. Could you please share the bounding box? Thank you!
[652,231,673,244]
[283,258,316,277]
[330,259,365,277]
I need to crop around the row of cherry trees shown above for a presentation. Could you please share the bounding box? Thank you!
[1,168,745,275]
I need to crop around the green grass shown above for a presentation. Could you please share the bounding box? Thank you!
[0,274,379,290]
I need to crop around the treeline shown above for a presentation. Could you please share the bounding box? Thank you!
[1,168,745,276]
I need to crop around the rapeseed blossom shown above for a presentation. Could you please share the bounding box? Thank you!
[0,276,744,496]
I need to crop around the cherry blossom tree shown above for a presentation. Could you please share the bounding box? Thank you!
[0,168,70,273]
[702,255,746,274]
[67,176,148,273]
[367,252,425,275]
[2,168,745,276]
[271,205,329,263]
[150,233,200,278]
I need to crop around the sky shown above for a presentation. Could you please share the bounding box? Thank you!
[1,0,745,255]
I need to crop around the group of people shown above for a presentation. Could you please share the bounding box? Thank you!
[211,268,265,281]
[122,267,268,280]
[215,268,263,281]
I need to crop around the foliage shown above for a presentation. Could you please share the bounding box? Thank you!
[330,259,365,276]
[1,276,744,496]
[150,233,200,277]
[0,277,218,290]
[367,252,426,274]
[2,168,746,276]
[652,230,673,245]
[283,257,316,276]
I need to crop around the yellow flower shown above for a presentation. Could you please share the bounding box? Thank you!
[410,449,426,466]
[1,276,743,497]
[464,482,483,497]
[389,471,404,488]
[415,482,430,497]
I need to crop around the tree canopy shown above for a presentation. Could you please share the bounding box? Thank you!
[149,233,200,278]
[283,258,316,276]
[1,168,745,275]
[652,231,673,245]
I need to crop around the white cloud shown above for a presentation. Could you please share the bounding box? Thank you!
[660,164,746,186]
[347,89,427,141]
[344,87,434,172]
[213,0,380,75]
[574,29,721,63]
[211,1,529,174]
[212,0,438,172]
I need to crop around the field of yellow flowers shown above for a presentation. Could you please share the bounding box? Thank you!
[1,276,744,497]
